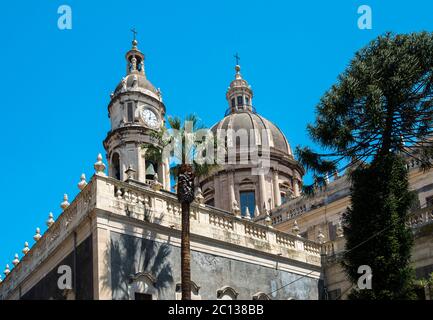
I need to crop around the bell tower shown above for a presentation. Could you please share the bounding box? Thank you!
[103,36,170,190]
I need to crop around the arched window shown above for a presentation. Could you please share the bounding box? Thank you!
[252,292,271,300]
[112,153,120,180]
[237,96,243,106]
[240,191,255,218]
[127,102,134,123]
[128,272,158,300]
[217,286,239,300]
[175,282,201,300]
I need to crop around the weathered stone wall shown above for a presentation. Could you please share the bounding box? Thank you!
[21,236,93,300]
[110,232,319,300]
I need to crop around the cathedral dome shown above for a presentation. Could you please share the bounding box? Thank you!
[111,38,161,101]
[114,73,158,95]
[212,110,293,156]
[198,60,304,216]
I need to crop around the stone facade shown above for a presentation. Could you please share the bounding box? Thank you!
[2,37,432,301]
[0,174,322,300]
[272,163,433,299]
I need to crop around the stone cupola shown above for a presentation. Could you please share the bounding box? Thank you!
[198,60,304,217]
[103,36,170,190]
[226,64,254,114]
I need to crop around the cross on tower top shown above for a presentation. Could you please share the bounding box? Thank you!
[234,53,240,66]
[131,28,138,41]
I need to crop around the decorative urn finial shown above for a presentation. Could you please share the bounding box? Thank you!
[292,220,300,236]
[336,220,344,238]
[265,211,273,228]
[33,227,41,242]
[60,194,70,210]
[12,254,19,267]
[125,165,137,180]
[94,154,106,175]
[317,229,325,244]
[78,173,87,191]
[46,212,55,228]
[4,264,10,276]
[22,242,30,255]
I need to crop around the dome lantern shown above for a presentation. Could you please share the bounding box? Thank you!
[226,54,254,114]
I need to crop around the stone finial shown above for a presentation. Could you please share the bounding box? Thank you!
[94,153,106,175]
[4,264,10,276]
[244,207,251,220]
[60,194,70,210]
[265,212,273,228]
[125,165,137,180]
[232,201,241,217]
[254,205,261,217]
[317,229,325,244]
[336,220,344,238]
[46,212,55,228]
[292,220,300,236]
[78,173,87,191]
[33,227,41,242]
[22,242,30,255]
[12,254,19,267]
[116,188,123,199]
[195,187,204,205]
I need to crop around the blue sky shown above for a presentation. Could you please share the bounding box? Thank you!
[1,0,433,275]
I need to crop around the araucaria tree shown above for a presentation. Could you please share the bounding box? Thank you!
[144,114,219,300]
[296,32,433,299]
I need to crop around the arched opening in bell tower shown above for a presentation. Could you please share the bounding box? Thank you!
[112,153,121,180]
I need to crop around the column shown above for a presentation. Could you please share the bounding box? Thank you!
[228,171,236,212]
[272,170,281,208]
[92,217,112,300]
[294,179,300,197]
[214,174,221,209]
[164,157,171,191]
[137,147,145,182]
[259,172,267,212]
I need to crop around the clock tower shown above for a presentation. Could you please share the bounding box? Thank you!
[103,37,170,190]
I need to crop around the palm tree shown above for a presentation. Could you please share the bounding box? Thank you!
[144,114,219,300]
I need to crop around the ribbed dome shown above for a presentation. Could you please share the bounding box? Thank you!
[114,73,157,95]
[212,110,293,156]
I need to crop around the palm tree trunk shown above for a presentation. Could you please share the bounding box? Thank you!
[177,164,195,300]
[181,201,192,300]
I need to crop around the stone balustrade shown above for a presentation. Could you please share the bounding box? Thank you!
[0,180,96,299]
[96,175,322,265]
[407,205,433,229]
[319,205,433,262]
[0,174,322,298]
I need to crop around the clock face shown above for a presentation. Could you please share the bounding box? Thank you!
[141,108,159,128]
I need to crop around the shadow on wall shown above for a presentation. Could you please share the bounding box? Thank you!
[102,230,174,299]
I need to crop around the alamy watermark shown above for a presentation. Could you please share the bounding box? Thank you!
[57,265,72,290]
[358,5,372,30]
[159,122,272,176]
[357,265,373,290]
[58,5,72,30]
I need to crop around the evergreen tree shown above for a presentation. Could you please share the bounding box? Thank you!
[343,154,416,299]
[296,32,433,299]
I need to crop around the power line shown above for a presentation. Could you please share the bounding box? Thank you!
[266,202,432,298]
